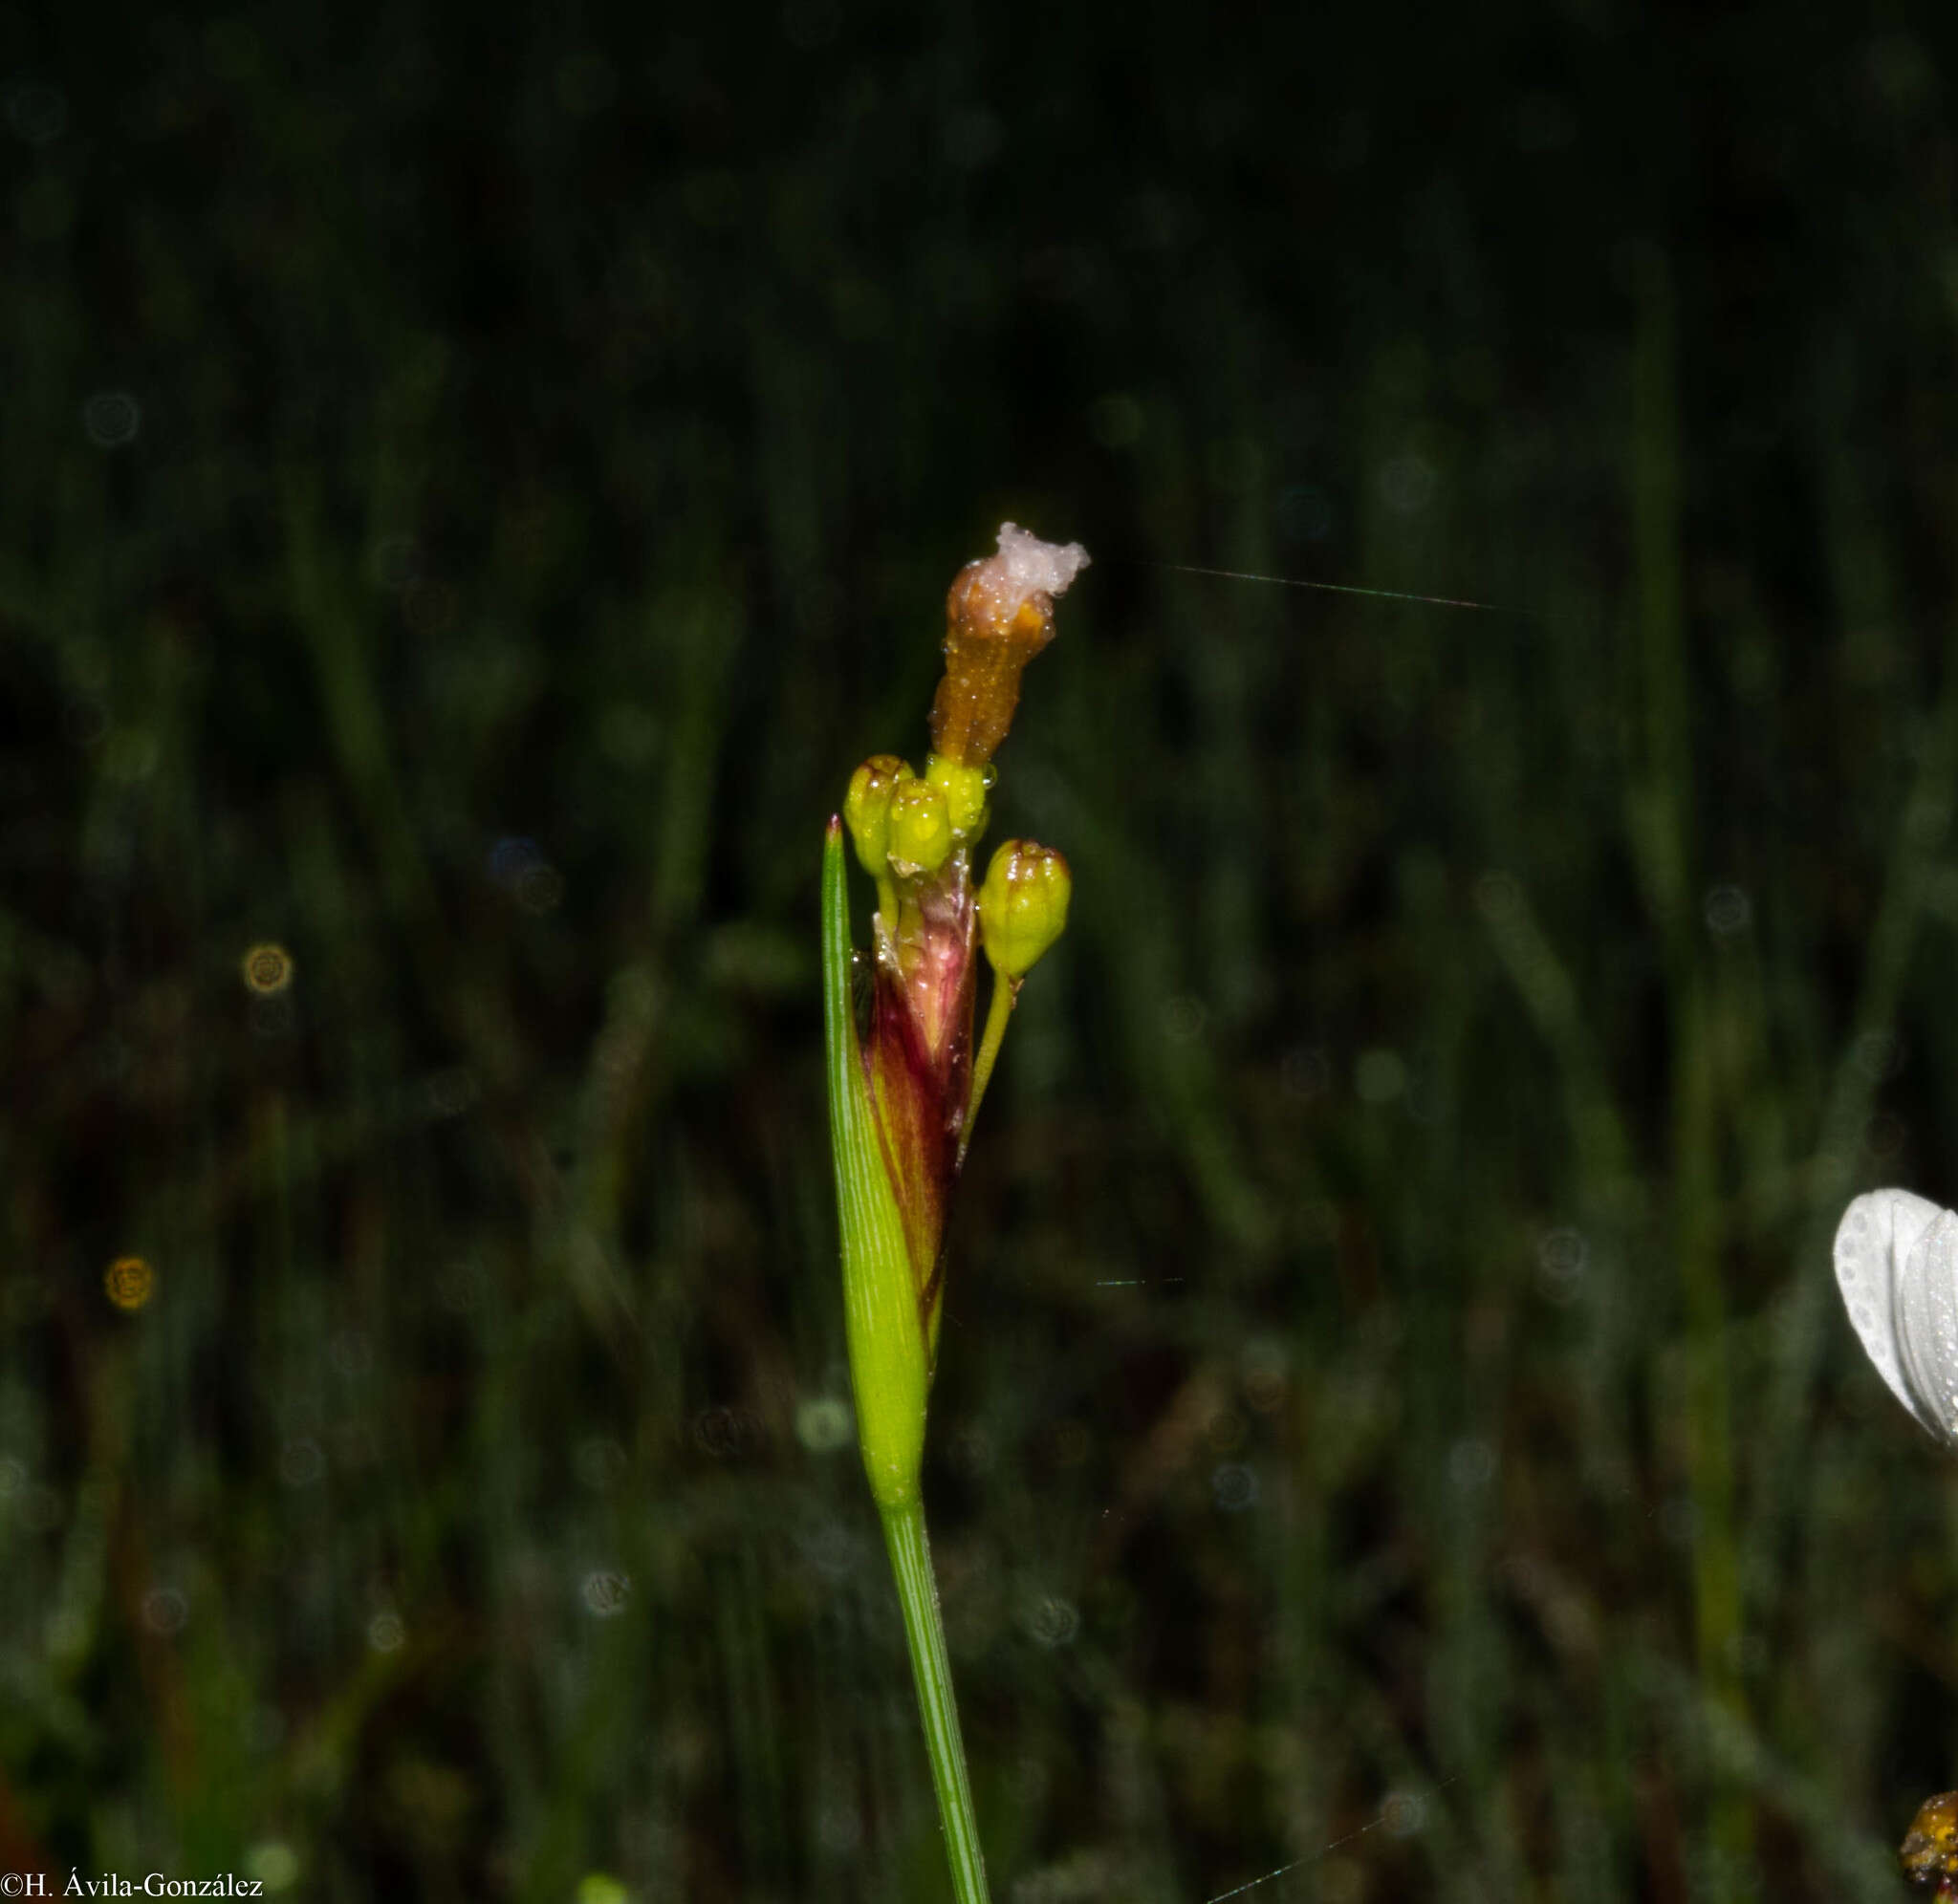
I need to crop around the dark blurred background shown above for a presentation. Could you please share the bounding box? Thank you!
[9,3,1958,1899]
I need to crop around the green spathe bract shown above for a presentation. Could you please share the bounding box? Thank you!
[822,816,927,1511]
[823,813,990,1904]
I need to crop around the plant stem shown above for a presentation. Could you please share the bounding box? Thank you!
[959,975,1016,1168]
[879,1496,990,1904]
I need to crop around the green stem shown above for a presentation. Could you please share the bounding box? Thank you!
[959,975,1016,1168]
[880,1497,990,1904]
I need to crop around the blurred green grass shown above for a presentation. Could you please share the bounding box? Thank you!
[7,5,1958,1899]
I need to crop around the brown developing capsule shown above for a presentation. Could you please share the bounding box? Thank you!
[927,524,1089,768]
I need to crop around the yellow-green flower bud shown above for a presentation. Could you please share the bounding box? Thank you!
[844,754,910,878]
[925,753,993,841]
[887,776,953,877]
[978,839,1071,979]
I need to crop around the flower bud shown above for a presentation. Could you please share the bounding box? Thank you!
[844,754,910,877]
[1902,1791,1958,1889]
[925,753,993,842]
[887,776,953,877]
[978,839,1071,979]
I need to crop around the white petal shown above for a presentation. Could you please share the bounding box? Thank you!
[1899,1208,1958,1443]
[1834,1187,1944,1435]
